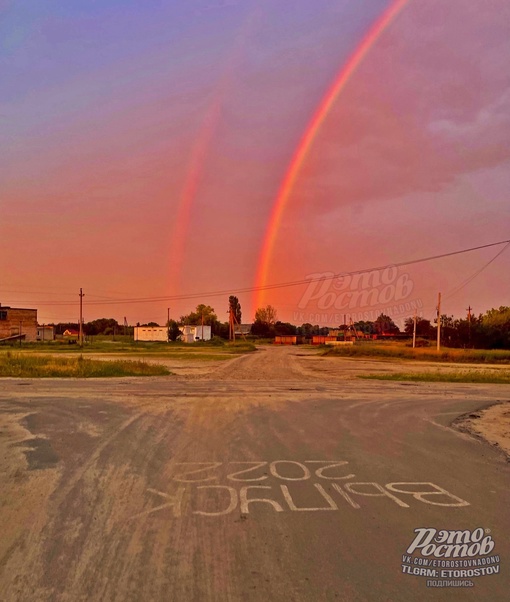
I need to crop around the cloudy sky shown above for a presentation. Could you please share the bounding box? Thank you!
[1,0,509,327]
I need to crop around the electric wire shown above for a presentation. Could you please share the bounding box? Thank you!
[3,238,509,307]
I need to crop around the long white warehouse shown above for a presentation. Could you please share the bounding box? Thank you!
[133,325,212,343]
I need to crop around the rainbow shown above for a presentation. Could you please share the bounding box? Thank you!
[167,101,223,290]
[253,0,409,311]
[168,7,264,295]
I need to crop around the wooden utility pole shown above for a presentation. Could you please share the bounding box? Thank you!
[228,307,235,341]
[79,288,84,347]
[167,307,171,342]
[201,311,204,341]
[436,292,441,352]
[232,310,247,342]
[467,305,472,344]
[412,309,417,349]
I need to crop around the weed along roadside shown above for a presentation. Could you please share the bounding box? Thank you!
[0,352,171,377]
[321,341,510,364]
[0,339,257,378]
[358,371,510,384]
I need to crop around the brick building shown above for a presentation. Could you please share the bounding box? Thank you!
[0,304,37,342]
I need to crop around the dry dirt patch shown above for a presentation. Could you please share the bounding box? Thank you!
[455,401,510,458]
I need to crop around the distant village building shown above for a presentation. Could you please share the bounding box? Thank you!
[312,335,338,345]
[180,325,212,343]
[0,304,37,342]
[63,329,80,338]
[274,335,303,345]
[37,325,55,341]
[234,324,252,337]
[134,326,168,342]
[133,324,213,343]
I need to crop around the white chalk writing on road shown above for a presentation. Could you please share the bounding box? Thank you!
[129,460,471,520]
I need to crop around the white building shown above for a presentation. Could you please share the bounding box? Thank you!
[180,324,212,343]
[133,325,212,343]
[134,326,168,342]
[36,325,55,341]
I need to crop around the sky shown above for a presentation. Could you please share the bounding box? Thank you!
[1,0,509,328]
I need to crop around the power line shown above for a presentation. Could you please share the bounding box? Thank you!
[5,238,510,307]
[444,242,510,300]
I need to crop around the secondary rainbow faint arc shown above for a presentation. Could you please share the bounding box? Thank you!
[253,0,409,311]
[168,5,265,297]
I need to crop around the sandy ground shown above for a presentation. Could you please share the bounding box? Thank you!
[51,345,510,379]
[13,345,510,455]
[455,402,510,458]
[1,345,509,601]
[90,347,510,452]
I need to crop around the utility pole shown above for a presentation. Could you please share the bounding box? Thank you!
[19,321,22,347]
[232,311,247,342]
[201,310,204,341]
[412,309,417,349]
[79,288,84,347]
[467,305,472,345]
[436,292,441,352]
[228,307,235,341]
[167,307,171,342]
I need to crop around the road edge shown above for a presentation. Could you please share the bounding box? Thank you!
[452,400,510,461]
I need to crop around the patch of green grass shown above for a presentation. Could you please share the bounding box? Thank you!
[322,342,510,364]
[0,353,170,378]
[19,339,257,355]
[358,371,510,384]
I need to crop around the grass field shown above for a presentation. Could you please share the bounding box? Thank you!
[322,342,510,364]
[359,370,510,384]
[0,353,170,378]
[2,339,257,356]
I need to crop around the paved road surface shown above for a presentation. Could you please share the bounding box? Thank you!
[0,346,509,601]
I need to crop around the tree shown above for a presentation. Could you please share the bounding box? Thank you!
[483,306,510,327]
[274,321,297,336]
[404,317,434,338]
[374,313,399,335]
[167,320,182,342]
[353,320,376,335]
[251,320,274,338]
[480,307,510,349]
[296,323,314,337]
[254,305,277,325]
[180,305,218,326]
[228,296,242,325]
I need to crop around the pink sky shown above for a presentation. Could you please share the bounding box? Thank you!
[1,0,509,327]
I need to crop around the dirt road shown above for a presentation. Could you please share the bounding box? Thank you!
[1,346,509,601]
